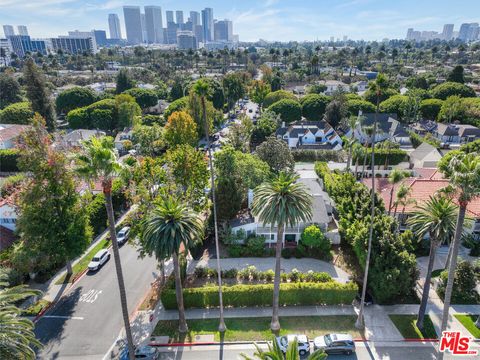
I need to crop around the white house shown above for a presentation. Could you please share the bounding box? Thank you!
[59,129,106,149]
[0,196,17,232]
[319,80,349,95]
[276,120,343,150]
[114,128,134,151]
[0,124,31,150]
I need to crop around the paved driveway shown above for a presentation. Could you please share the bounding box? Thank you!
[191,257,350,283]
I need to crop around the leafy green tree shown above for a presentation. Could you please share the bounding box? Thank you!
[0,102,34,124]
[187,92,221,137]
[0,73,22,109]
[263,90,296,108]
[324,94,348,128]
[15,116,91,275]
[406,76,429,90]
[164,111,198,147]
[123,88,158,110]
[56,87,96,114]
[169,79,185,101]
[75,136,135,359]
[256,136,295,173]
[431,82,475,100]
[346,99,376,116]
[132,124,164,156]
[116,94,142,128]
[223,73,246,110]
[307,83,328,94]
[407,196,457,330]
[204,78,225,110]
[23,58,56,131]
[155,80,168,99]
[142,196,204,333]
[268,99,302,124]
[420,98,443,120]
[438,95,465,123]
[300,94,330,121]
[249,80,271,107]
[447,65,465,84]
[0,271,42,359]
[251,172,312,331]
[163,96,188,120]
[115,69,135,94]
[299,225,331,258]
[379,95,407,118]
[226,114,254,152]
[438,261,478,304]
[251,110,279,146]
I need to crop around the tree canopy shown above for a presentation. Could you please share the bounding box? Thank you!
[56,87,97,114]
[268,98,302,124]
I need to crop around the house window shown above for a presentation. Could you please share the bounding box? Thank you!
[270,234,275,240]
[315,137,323,142]
[284,234,296,242]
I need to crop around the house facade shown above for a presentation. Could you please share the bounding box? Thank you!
[348,113,410,145]
[276,120,343,150]
[434,123,480,144]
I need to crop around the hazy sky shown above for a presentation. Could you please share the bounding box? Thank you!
[1,0,480,41]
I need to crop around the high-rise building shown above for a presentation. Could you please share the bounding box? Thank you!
[108,14,122,39]
[442,24,454,41]
[68,30,97,50]
[214,19,233,42]
[458,23,471,41]
[194,25,204,44]
[123,6,143,44]
[201,8,214,42]
[177,31,197,50]
[141,13,147,42]
[0,38,13,65]
[166,22,178,44]
[166,11,174,24]
[51,36,94,54]
[176,11,184,25]
[406,28,414,40]
[17,25,28,36]
[7,35,32,57]
[190,11,200,27]
[145,6,163,44]
[3,25,14,37]
[94,30,108,46]
[468,23,479,42]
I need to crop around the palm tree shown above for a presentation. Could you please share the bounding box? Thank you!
[75,136,135,360]
[361,125,374,179]
[407,196,457,330]
[251,172,312,331]
[393,183,411,218]
[356,73,389,329]
[387,169,408,215]
[142,196,203,332]
[0,271,42,359]
[438,153,480,360]
[343,114,361,172]
[352,144,364,179]
[192,79,226,332]
[241,337,327,360]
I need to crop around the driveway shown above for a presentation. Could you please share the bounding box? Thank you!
[190,257,350,283]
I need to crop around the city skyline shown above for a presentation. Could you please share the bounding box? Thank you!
[1,0,480,42]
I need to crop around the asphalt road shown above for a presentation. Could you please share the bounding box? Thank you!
[35,243,158,359]
[152,342,477,360]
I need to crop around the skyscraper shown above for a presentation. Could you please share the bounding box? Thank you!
[214,19,233,42]
[442,24,454,41]
[108,14,122,39]
[201,8,214,42]
[3,25,14,37]
[141,13,147,42]
[94,30,107,46]
[458,23,471,41]
[166,11,174,24]
[17,25,28,36]
[177,31,197,50]
[123,6,143,44]
[190,11,200,27]
[176,11,184,25]
[145,6,163,44]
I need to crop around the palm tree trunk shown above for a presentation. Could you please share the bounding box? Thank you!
[346,146,352,172]
[417,237,437,330]
[388,187,394,215]
[104,186,135,360]
[172,252,188,332]
[66,260,73,276]
[362,143,368,179]
[201,96,226,332]
[438,204,467,360]
[355,158,359,179]
[271,225,284,331]
[159,260,165,287]
[393,202,399,218]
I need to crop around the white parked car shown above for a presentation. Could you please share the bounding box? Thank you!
[276,334,310,356]
[117,226,131,245]
[87,249,110,271]
[313,333,355,355]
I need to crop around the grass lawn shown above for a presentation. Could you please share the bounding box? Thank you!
[22,299,51,316]
[55,238,110,285]
[152,315,363,343]
[454,314,480,339]
[389,315,437,339]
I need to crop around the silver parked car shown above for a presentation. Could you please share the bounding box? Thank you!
[313,333,355,355]
[276,334,310,356]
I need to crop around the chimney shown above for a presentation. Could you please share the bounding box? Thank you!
[247,189,254,208]
[282,121,285,128]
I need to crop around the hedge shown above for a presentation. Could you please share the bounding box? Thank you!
[292,149,346,162]
[161,282,358,309]
[352,148,407,166]
[0,149,20,172]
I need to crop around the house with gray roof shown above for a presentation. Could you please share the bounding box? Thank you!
[409,142,443,168]
[276,120,342,150]
[346,113,410,145]
[434,123,480,144]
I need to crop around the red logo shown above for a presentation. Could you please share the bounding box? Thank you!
[439,331,478,356]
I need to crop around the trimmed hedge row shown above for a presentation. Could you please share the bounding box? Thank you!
[352,148,407,166]
[161,282,357,309]
[292,149,345,162]
[0,149,20,172]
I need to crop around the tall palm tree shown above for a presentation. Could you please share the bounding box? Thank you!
[361,125,374,179]
[252,172,312,331]
[192,79,226,332]
[352,144,364,179]
[407,196,457,330]
[142,196,203,332]
[438,153,480,360]
[387,169,408,215]
[356,73,389,329]
[343,114,361,172]
[0,271,42,359]
[241,337,327,360]
[75,136,135,360]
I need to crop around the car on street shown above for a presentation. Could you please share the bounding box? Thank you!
[117,226,130,245]
[87,249,110,272]
[119,344,159,359]
[248,109,253,113]
[313,333,355,355]
[276,334,310,356]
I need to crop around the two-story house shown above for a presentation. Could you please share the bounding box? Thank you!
[276,120,343,150]
[434,123,480,144]
[346,113,410,145]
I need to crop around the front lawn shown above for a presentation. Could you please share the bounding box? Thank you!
[454,314,480,339]
[389,315,437,339]
[152,315,363,343]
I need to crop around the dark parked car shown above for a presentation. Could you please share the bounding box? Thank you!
[313,333,355,355]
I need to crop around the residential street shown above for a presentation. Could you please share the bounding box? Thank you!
[34,243,159,359]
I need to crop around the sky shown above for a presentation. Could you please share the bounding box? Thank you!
[1,0,480,42]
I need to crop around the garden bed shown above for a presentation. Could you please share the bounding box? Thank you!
[152,315,362,342]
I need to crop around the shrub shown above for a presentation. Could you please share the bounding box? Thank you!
[289,268,300,282]
[347,99,376,116]
[312,272,333,283]
[245,236,266,257]
[161,282,358,309]
[227,245,244,257]
[206,268,218,279]
[0,102,34,124]
[314,161,330,181]
[0,173,25,197]
[282,248,293,259]
[353,148,407,166]
[264,269,275,282]
[238,268,250,280]
[222,268,238,279]
[420,98,443,120]
[263,90,296,108]
[280,273,288,282]
[437,260,479,304]
[0,149,19,172]
[408,131,440,149]
[291,149,346,163]
[431,82,476,100]
[298,225,332,259]
[194,266,207,278]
